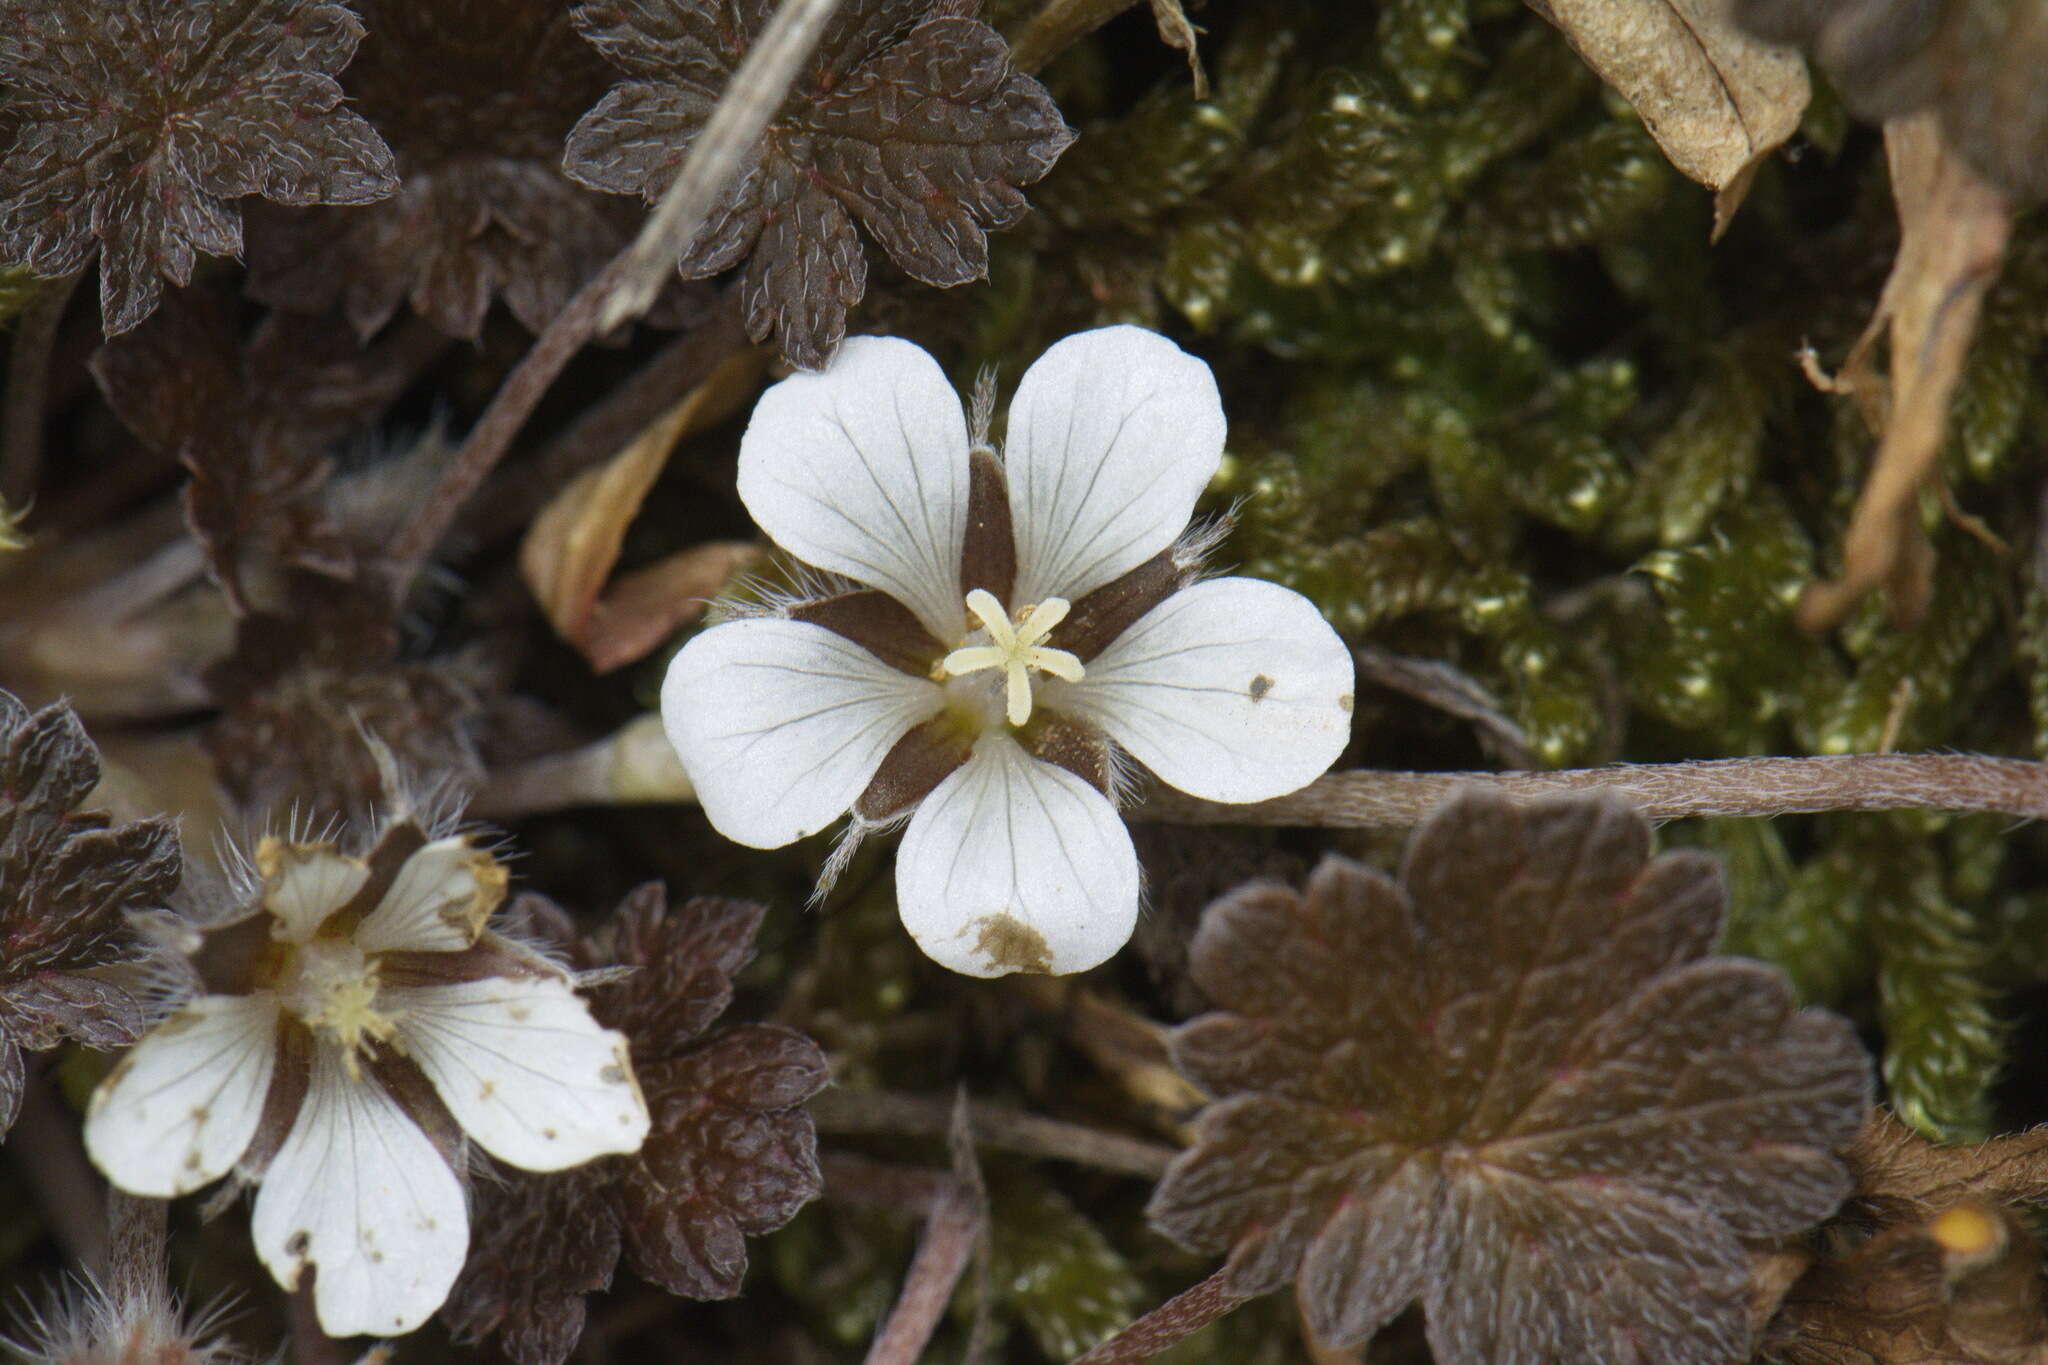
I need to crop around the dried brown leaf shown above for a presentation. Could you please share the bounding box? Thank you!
[1147,790,1872,1363]
[519,350,763,671]
[1795,113,2013,632]
[0,0,397,335]
[1526,0,1809,233]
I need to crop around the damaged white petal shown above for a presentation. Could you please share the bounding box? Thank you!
[257,840,367,942]
[385,976,649,1172]
[896,736,1138,978]
[352,837,508,955]
[84,995,281,1198]
[250,1048,467,1339]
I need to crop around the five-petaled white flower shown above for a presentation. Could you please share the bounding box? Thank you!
[83,819,650,1339]
[662,325,1354,977]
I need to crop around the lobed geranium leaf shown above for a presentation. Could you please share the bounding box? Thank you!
[0,691,178,1138]
[445,886,827,1364]
[564,0,1073,368]
[1147,790,1872,1364]
[247,0,637,339]
[0,0,397,335]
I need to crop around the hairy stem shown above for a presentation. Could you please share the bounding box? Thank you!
[1,269,82,507]
[384,259,625,598]
[863,1177,983,1365]
[1070,1267,1250,1365]
[811,1087,1177,1179]
[1138,754,2048,828]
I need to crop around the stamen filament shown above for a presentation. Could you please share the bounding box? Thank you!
[940,590,1085,727]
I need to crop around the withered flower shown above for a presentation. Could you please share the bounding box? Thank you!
[1147,790,1873,1363]
[563,0,1075,367]
[83,816,649,1339]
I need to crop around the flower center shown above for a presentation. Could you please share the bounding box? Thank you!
[279,939,399,1080]
[938,588,1085,727]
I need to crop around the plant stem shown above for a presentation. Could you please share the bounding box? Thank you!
[811,1087,1178,1179]
[863,1177,982,1365]
[2,269,82,506]
[1138,753,2048,828]
[1070,1267,1250,1365]
[465,289,747,547]
[384,259,625,599]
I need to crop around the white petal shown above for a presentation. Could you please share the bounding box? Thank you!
[662,618,942,848]
[84,995,279,1198]
[258,840,367,942]
[251,1048,467,1339]
[352,837,508,955]
[1004,326,1226,605]
[1057,577,1354,803]
[385,976,648,1171]
[896,736,1139,978]
[737,335,971,640]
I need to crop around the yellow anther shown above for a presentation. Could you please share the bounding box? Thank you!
[940,588,1085,726]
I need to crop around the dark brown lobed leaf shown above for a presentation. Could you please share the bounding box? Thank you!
[1147,790,1873,1364]
[247,0,637,339]
[442,1164,620,1365]
[622,1024,829,1298]
[0,0,397,335]
[589,885,767,1060]
[0,691,177,1136]
[445,886,827,1364]
[564,0,1073,368]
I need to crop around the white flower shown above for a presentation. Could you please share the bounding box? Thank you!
[83,822,650,1339]
[661,325,1354,978]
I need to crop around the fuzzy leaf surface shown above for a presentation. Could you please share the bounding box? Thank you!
[0,692,177,1135]
[444,886,826,1364]
[564,0,1073,367]
[0,0,397,334]
[1147,790,1872,1363]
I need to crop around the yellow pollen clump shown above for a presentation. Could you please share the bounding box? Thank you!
[938,589,1085,727]
[283,940,400,1081]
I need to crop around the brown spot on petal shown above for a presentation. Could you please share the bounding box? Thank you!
[1249,674,1274,701]
[1339,692,1354,713]
[972,914,1053,975]
[791,589,945,675]
[1050,547,1189,661]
